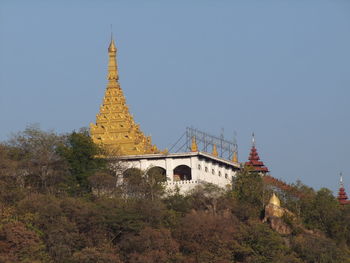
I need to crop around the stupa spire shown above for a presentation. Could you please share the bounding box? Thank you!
[107,34,118,82]
[90,36,159,156]
[245,133,269,173]
[337,173,349,205]
[252,132,256,147]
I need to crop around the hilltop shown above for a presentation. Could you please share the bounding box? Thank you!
[0,126,349,263]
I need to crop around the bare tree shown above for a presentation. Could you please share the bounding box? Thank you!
[5,124,69,194]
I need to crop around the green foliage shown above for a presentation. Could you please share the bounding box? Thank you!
[295,187,348,244]
[292,234,350,263]
[233,167,264,206]
[122,167,166,201]
[163,187,191,215]
[57,130,106,194]
[242,222,291,263]
[232,167,264,219]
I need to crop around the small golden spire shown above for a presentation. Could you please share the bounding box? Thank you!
[107,36,118,81]
[108,39,117,52]
[232,151,238,163]
[212,144,218,157]
[269,193,281,207]
[191,136,198,152]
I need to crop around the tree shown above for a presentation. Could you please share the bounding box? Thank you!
[144,167,167,201]
[119,227,180,263]
[71,247,123,263]
[5,124,68,194]
[0,144,26,208]
[16,193,82,262]
[122,168,166,201]
[232,167,264,219]
[163,187,191,216]
[292,234,350,263]
[57,129,106,195]
[232,167,264,205]
[0,221,51,262]
[88,171,118,197]
[299,188,344,241]
[187,183,227,215]
[174,211,241,263]
[242,222,293,263]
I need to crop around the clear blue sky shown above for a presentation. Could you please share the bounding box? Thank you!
[1,1,350,193]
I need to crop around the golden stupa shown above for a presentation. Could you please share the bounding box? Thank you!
[269,192,281,207]
[90,37,159,156]
[265,193,284,218]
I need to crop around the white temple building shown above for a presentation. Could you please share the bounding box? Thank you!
[118,151,240,193]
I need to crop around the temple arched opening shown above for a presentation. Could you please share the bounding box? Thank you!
[147,166,167,182]
[173,165,192,181]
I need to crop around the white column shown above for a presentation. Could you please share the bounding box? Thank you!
[190,156,197,181]
[140,159,148,171]
[165,157,174,182]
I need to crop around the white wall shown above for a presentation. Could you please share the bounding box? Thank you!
[119,155,238,194]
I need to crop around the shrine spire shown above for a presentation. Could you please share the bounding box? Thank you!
[245,133,269,173]
[337,173,349,205]
[107,34,118,81]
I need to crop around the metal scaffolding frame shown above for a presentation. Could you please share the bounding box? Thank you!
[169,127,238,160]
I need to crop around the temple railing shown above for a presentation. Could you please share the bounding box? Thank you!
[166,180,199,185]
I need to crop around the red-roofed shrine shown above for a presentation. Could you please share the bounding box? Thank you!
[245,134,269,173]
[337,174,350,205]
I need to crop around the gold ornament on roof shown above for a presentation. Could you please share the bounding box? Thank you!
[90,37,159,156]
[212,144,218,157]
[191,136,198,152]
[232,151,238,163]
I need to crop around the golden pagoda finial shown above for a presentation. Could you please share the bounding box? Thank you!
[191,136,198,152]
[269,193,281,207]
[107,33,118,81]
[212,144,218,157]
[232,150,238,163]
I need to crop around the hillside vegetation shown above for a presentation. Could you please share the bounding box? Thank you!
[0,125,349,263]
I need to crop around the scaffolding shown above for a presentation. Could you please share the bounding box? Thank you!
[169,127,238,161]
